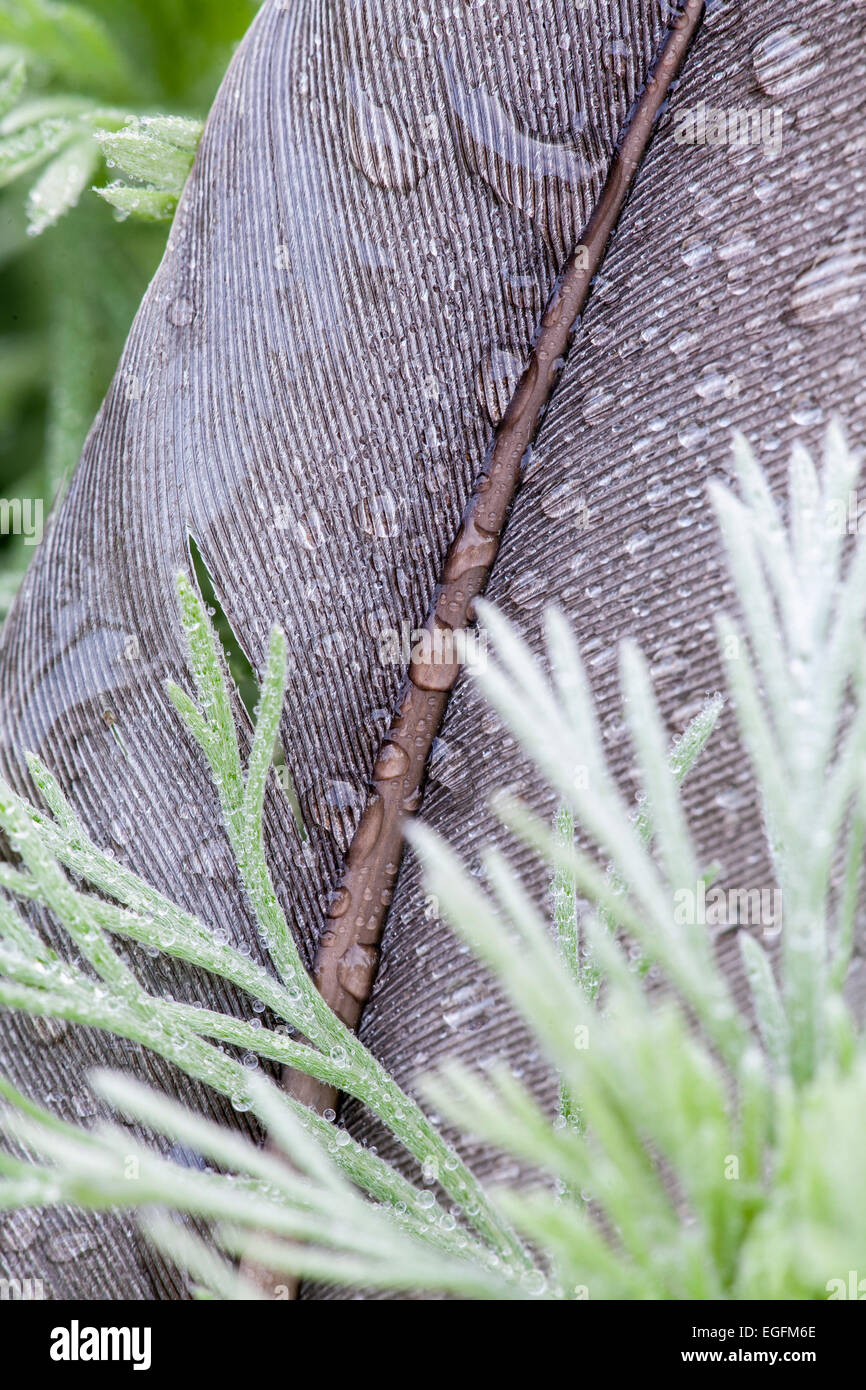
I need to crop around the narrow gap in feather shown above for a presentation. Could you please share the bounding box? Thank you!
[186,534,306,838]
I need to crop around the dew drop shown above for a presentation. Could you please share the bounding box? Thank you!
[167,296,194,327]
[790,396,824,428]
[624,527,654,558]
[442,983,491,1034]
[679,235,713,270]
[47,1229,97,1263]
[307,778,365,853]
[108,815,132,846]
[581,385,614,423]
[645,477,671,506]
[475,345,524,425]
[0,1210,41,1252]
[184,836,231,882]
[427,736,469,793]
[508,568,547,610]
[373,739,410,781]
[753,28,825,99]
[602,37,631,82]
[716,228,756,265]
[540,477,589,522]
[327,886,351,919]
[669,329,700,358]
[444,53,603,262]
[345,790,385,864]
[357,489,400,539]
[295,509,326,551]
[694,366,738,402]
[678,422,708,449]
[505,271,541,311]
[336,942,379,1002]
[787,234,866,326]
[345,72,427,193]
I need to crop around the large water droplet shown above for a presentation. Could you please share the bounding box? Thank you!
[694,366,739,402]
[679,235,713,270]
[427,736,469,793]
[373,739,410,781]
[442,982,491,1034]
[753,28,825,99]
[443,52,603,262]
[295,508,326,551]
[790,395,824,428]
[47,1229,97,1263]
[307,778,365,853]
[475,346,524,424]
[184,836,231,882]
[602,37,631,82]
[624,527,654,558]
[508,568,547,610]
[345,72,427,192]
[505,270,541,311]
[0,1209,40,1252]
[540,477,590,524]
[167,295,194,327]
[669,329,700,358]
[336,942,379,1002]
[108,814,132,846]
[581,386,614,423]
[787,234,866,325]
[645,476,671,506]
[357,488,400,539]
[716,228,756,265]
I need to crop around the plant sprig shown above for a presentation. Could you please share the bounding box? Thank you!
[0,570,533,1286]
[0,2,203,233]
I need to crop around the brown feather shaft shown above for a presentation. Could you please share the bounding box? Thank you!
[307,0,706,1041]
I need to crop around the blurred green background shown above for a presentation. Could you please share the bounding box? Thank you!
[0,0,259,622]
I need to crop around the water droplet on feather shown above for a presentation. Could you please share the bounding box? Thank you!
[345,72,427,192]
[753,28,825,99]
[475,346,524,424]
[787,234,866,325]
[443,52,603,262]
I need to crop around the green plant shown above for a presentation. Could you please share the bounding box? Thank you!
[0,0,259,227]
[0,1,257,619]
[0,422,864,1300]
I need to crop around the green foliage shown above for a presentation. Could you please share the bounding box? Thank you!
[0,1,258,619]
[94,114,202,217]
[0,423,864,1300]
[0,572,532,1294]
[0,0,228,236]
